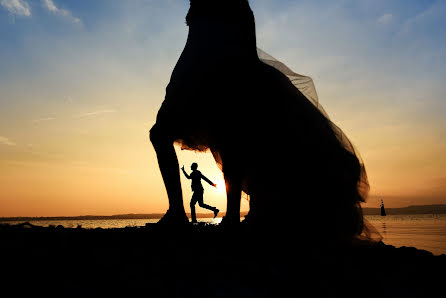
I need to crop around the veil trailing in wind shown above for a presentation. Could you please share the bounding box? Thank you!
[153,0,379,242]
[256,48,377,241]
[257,48,369,200]
[257,48,319,107]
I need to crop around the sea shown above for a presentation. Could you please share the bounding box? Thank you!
[1,214,445,255]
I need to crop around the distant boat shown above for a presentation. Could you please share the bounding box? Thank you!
[380,199,387,216]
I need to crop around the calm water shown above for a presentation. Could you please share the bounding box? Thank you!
[2,215,446,255]
[366,214,446,255]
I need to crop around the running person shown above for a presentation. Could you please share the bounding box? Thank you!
[181,163,219,223]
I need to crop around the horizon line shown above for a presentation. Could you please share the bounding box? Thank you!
[1,204,446,220]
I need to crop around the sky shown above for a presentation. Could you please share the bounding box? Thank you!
[1,0,445,217]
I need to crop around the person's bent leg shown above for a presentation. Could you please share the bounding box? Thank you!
[196,191,219,219]
[198,202,217,212]
[150,124,187,223]
[197,197,217,212]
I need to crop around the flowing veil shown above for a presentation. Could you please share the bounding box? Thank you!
[257,48,380,241]
[257,48,320,108]
[257,47,370,202]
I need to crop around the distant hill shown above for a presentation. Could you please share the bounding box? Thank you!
[1,205,445,221]
[362,204,446,215]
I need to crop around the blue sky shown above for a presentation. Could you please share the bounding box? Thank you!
[1,0,445,216]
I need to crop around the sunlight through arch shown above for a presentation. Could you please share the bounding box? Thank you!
[174,146,250,214]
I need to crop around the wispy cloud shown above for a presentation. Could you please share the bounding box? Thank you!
[0,136,16,146]
[400,2,445,35]
[0,0,31,16]
[42,0,81,24]
[75,110,116,119]
[378,13,392,25]
[33,117,56,125]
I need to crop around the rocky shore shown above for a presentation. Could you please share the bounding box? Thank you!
[1,222,444,297]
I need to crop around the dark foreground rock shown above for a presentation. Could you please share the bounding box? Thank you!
[0,222,444,298]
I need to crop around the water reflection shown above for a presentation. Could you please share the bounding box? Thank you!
[367,214,446,255]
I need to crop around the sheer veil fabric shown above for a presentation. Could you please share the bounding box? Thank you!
[257,48,380,242]
[257,48,319,108]
[154,0,380,243]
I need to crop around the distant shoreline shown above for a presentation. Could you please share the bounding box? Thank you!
[1,204,445,221]
[362,204,446,215]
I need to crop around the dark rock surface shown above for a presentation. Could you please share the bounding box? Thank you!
[0,222,444,297]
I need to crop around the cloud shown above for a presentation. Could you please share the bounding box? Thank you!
[42,0,81,24]
[75,110,116,119]
[0,0,31,16]
[33,117,56,125]
[400,2,446,35]
[378,13,392,25]
[0,136,16,146]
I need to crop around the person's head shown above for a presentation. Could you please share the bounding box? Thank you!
[191,162,198,171]
[185,0,257,57]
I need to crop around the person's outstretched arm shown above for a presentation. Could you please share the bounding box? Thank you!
[201,173,216,187]
[181,166,191,179]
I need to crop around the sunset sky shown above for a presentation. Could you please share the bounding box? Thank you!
[1,0,445,217]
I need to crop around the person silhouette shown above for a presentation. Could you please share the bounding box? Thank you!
[181,163,219,223]
[150,0,375,242]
